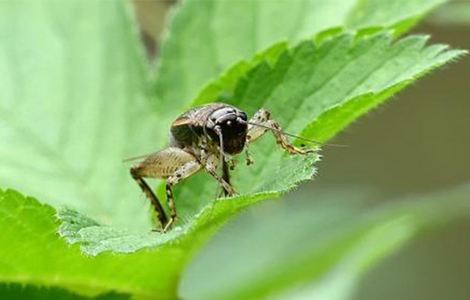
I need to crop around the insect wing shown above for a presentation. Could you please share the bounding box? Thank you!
[171,116,192,127]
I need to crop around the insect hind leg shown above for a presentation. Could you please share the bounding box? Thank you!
[130,147,200,232]
[130,167,168,229]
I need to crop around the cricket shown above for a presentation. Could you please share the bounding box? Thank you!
[129,103,316,232]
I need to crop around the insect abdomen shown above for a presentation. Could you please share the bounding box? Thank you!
[132,147,196,178]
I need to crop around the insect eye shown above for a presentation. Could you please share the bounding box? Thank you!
[240,112,247,120]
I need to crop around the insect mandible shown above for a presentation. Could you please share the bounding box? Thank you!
[129,103,315,232]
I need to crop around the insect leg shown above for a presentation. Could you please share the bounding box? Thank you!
[130,167,168,229]
[130,147,200,231]
[221,159,231,196]
[196,144,236,197]
[163,159,201,232]
[203,153,237,197]
[247,108,314,155]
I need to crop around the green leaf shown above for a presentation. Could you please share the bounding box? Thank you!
[52,30,461,262]
[180,184,470,300]
[0,0,464,252]
[0,188,188,299]
[0,0,160,230]
[298,38,464,143]
[3,184,469,299]
[0,0,465,298]
[57,32,465,257]
[153,0,446,117]
[0,283,127,300]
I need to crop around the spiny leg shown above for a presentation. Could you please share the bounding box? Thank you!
[202,151,237,196]
[130,147,200,231]
[211,127,234,197]
[216,158,237,197]
[196,144,237,197]
[247,108,315,155]
[210,153,241,198]
[221,159,231,196]
[130,167,168,229]
[163,159,201,232]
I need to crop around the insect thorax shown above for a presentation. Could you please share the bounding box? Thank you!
[170,103,248,155]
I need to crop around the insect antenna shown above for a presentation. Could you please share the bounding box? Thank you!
[214,127,225,166]
[122,152,154,163]
[246,121,347,148]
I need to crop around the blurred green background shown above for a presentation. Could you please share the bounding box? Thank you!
[320,7,470,299]
[133,0,470,299]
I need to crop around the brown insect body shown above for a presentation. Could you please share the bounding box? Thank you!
[130,103,313,232]
[170,103,248,155]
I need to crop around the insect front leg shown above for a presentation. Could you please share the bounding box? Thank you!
[202,152,237,197]
[247,108,314,155]
[221,159,231,196]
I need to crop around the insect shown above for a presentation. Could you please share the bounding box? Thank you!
[129,103,315,232]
